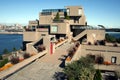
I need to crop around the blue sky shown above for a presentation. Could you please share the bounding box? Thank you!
[0,0,120,28]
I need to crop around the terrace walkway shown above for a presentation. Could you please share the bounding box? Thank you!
[40,42,74,65]
[5,42,74,80]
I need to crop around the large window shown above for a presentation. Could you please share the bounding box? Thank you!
[78,9,82,15]
[111,56,117,63]
[51,25,58,33]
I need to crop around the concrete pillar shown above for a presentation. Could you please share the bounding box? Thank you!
[43,36,51,54]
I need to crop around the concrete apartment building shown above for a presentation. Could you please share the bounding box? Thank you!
[23,6,120,72]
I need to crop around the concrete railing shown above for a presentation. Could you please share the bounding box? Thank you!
[32,37,43,46]
[55,39,68,49]
[23,32,37,41]
[0,50,47,80]
[81,44,120,53]
[94,64,120,71]
[27,37,43,53]
[73,30,87,41]
[71,45,81,61]
[36,28,48,32]
[27,43,38,54]
[65,45,81,65]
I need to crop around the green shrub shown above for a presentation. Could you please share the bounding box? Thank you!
[116,38,120,43]
[113,43,118,47]
[23,53,30,59]
[13,47,17,52]
[0,58,9,67]
[10,57,19,64]
[3,48,9,54]
[105,34,116,42]
[64,56,95,80]
[0,55,3,60]
[64,12,70,20]
[93,69,102,80]
[95,56,104,64]
[54,12,60,20]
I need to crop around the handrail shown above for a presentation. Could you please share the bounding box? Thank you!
[71,45,81,61]
[73,30,87,41]
[65,45,81,65]
[55,39,68,49]
[32,37,43,46]
[81,44,120,53]
[32,37,43,52]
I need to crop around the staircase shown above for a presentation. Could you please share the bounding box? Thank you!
[73,30,87,41]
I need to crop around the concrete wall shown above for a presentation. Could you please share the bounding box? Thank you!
[43,36,51,54]
[79,16,86,25]
[36,28,49,32]
[26,43,38,54]
[66,44,120,70]
[69,16,86,25]
[80,45,120,64]
[29,20,38,26]
[66,6,84,16]
[23,32,38,41]
[50,21,70,34]
[52,12,64,18]
[39,14,53,25]
[23,31,48,42]
[87,30,105,44]
[28,20,38,29]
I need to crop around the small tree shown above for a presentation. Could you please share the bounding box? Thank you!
[54,12,60,21]
[13,47,17,52]
[115,69,120,79]
[0,55,3,60]
[64,56,95,80]
[95,56,104,64]
[93,69,102,80]
[23,53,30,59]
[10,56,19,64]
[3,48,9,54]
[0,58,9,67]
[105,34,116,42]
[64,12,70,20]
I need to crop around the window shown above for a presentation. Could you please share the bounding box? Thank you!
[67,8,70,15]
[78,9,82,15]
[111,56,117,63]
[51,25,58,33]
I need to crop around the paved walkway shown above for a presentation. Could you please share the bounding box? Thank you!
[40,42,74,65]
[5,42,74,80]
[6,61,62,80]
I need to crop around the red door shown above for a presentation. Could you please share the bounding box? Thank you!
[50,42,53,55]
